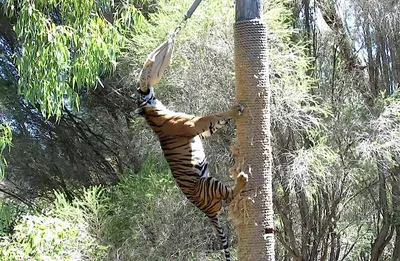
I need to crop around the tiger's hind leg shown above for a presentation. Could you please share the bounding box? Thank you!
[208,213,231,261]
[228,167,248,202]
[193,174,247,261]
[228,145,248,202]
[195,174,247,208]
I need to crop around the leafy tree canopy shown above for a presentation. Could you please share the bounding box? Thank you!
[4,0,143,118]
[0,0,143,178]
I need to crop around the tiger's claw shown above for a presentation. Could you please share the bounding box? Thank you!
[231,171,248,199]
[231,102,244,118]
[237,102,244,116]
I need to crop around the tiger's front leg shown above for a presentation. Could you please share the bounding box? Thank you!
[195,103,244,138]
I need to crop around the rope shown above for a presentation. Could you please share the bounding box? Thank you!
[184,0,203,20]
[173,0,203,34]
[229,19,275,261]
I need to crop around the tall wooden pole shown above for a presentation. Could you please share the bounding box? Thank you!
[230,0,274,260]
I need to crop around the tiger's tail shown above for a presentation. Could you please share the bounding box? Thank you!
[209,214,231,261]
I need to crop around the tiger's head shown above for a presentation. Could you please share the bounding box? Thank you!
[134,86,165,115]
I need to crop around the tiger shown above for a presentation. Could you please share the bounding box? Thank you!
[134,86,248,261]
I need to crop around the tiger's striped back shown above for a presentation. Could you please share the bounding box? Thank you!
[142,107,230,207]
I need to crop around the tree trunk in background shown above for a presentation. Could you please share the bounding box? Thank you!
[371,156,394,261]
[230,0,274,260]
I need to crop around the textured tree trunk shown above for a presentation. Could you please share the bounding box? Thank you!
[371,156,394,261]
[229,0,274,260]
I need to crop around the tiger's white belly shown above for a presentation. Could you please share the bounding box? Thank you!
[190,136,209,177]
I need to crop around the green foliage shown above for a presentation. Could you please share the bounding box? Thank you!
[0,214,107,260]
[115,1,146,34]
[3,0,143,118]
[103,154,224,260]
[0,187,109,261]
[354,91,400,173]
[0,123,11,178]
[0,155,230,260]
[0,201,16,236]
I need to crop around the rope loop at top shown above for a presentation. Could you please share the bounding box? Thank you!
[173,0,202,35]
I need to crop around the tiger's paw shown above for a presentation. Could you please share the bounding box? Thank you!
[230,102,244,118]
[231,171,248,199]
[236,172,248,188]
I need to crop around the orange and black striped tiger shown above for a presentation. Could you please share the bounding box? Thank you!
[135,86,248,261]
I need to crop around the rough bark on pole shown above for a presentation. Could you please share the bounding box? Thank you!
[229,0,274,260]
